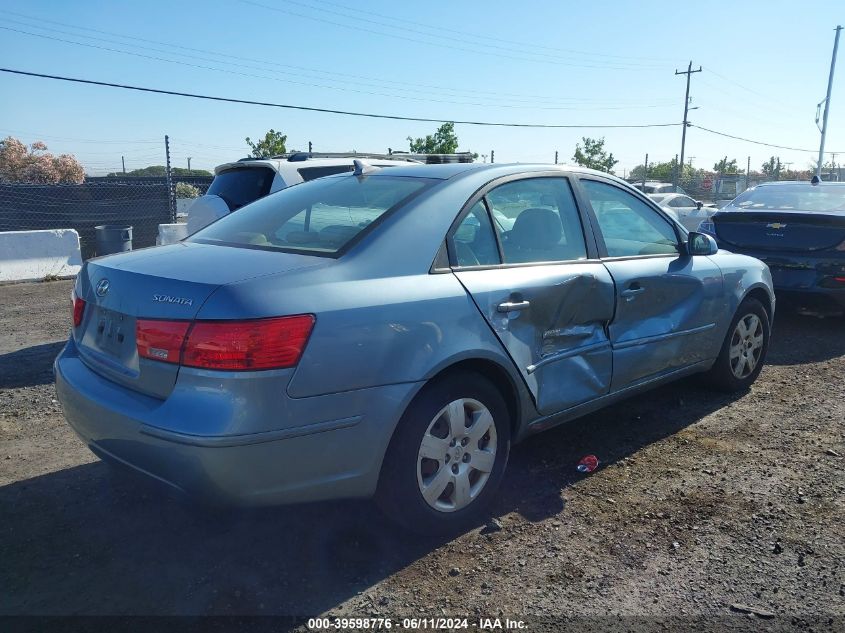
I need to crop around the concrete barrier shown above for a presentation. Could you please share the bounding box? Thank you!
[157,223,188,245]
[0,229,83,283]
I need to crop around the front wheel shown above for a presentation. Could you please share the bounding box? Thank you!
[706,297,770,391]
[376,372,510,534]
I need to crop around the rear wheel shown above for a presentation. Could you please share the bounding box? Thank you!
[376,372,510,534]
[706,297,770,391]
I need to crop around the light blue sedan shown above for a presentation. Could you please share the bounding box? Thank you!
[56,162,775,533]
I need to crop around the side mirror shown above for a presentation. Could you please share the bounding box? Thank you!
[688,232,718,256]
[695,200,703,209]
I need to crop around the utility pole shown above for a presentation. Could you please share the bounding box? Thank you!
[688,156,695,168]
[554,150,558,164]
[165,135,175,223]
[674,154,679,188]
[642,153,648,189]
[831,153,838,180]
[817,26,842,180]
[187,157,192,175]
[675,61,701,191]
[490,150,494,163]
[747,156,751,188]
[121,155,126,175]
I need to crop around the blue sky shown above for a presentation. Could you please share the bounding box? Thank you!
[0,0,843,176]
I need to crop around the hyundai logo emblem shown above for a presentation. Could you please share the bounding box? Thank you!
[95,279,110,297]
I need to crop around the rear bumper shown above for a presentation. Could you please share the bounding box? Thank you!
[55,338,421,506]
[719,249,845,307]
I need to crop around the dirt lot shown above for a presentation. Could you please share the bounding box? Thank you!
[1,279,843,626]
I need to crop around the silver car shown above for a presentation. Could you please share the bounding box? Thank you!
[649,192,717,232]
[56,162,775,533]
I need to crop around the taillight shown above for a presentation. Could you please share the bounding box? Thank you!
[183,315,315,370]
[135,315,315,370]
[72,292,86,328]
[137,320,191,364]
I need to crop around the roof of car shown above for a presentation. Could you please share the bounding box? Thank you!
[755,180,845,187]
[213,157,417,174]
[371,162,639,183]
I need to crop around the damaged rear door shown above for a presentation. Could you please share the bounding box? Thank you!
[448,175,614,416]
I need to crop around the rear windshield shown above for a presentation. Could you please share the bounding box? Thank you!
[729,185,845,212]
[189,175,431,254]
[207,167,276,210]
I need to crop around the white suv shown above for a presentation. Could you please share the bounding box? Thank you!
[187,153,421,235]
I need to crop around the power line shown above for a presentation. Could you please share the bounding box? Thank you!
[0,24,676,111]
[692,124,843,154]
[276,0,668,68]
[0,67,684,129]
[0,9,673,106]
[0,127,160,144]
[239,0,665,71]
[306,0,677,64]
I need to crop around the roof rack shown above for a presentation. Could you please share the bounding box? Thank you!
[389,152,476,164]
[268,151,423,163]
[259,151,476,164]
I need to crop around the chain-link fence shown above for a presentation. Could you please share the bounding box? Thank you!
[0,176,212,259]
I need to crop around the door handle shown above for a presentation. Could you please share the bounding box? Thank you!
[620,285,645,299]
[497,300,530,313]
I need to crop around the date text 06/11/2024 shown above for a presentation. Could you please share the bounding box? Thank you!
[306,617,528,630]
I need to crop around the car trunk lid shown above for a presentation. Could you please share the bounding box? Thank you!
[74,242,325,398]
[714,209,845,252]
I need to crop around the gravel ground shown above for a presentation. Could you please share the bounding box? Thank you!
[0,279,843,627]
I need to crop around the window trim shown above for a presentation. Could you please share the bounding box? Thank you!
[572,174,688,261]
[444,172,599,271]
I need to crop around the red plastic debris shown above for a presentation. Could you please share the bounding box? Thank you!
[576,455,599,473]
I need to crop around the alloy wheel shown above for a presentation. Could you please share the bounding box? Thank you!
[729,313,764,379]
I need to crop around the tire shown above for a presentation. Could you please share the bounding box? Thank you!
[706,297,770,392]
[376,371,511,535]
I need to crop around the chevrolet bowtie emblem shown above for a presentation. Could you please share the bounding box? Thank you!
[766,222,788,229]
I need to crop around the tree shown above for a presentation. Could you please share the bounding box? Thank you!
[106,166,212,177]
[630,158,676,182]
[713,156,739,174]
[572,137,618,174]
[407,122,459,154]
[245,128,287,158]
[0,137,84,184]
[175,182,200,198]
[761,156,782,179]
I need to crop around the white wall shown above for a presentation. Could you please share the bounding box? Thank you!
[0,229,83,283]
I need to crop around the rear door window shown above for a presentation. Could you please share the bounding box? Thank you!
[451,201,501,267]
[669,196,695,207]
[207,167,275,210]
[485,178,588,264]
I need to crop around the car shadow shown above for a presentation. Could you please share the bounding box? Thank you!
[0,341,65,389]
[1,305,841,617]
[765,308,845,366]
[0,378,741,618]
